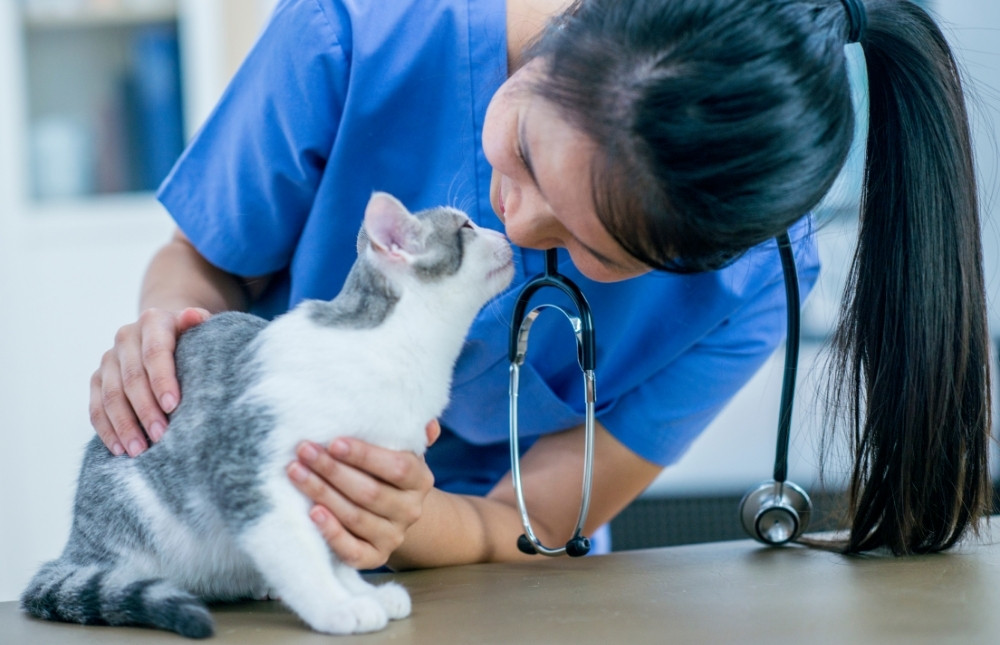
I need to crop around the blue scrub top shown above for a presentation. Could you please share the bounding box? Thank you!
[159,0,819,497]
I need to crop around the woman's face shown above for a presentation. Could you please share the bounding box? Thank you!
[482,60,650,283]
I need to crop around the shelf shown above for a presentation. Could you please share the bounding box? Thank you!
[7,1,267,207]
[22,1,177,30]
[19,0,186,203]
[22,189,159,216]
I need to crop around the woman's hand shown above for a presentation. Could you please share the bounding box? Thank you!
[90,306,211,457]
[287,420,441,570]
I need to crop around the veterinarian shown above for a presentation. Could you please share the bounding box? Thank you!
[90,0,990,566]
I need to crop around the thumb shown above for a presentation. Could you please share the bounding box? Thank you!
[425,419,442,447]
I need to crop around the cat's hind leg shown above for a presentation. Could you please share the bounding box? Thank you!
[238,503,389,634]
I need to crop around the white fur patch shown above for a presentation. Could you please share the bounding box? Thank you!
[118,464,262,600]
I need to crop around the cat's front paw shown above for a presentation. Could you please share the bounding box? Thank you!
[345,596,389,633]
[373,581,411,620]
[313,596,388,634]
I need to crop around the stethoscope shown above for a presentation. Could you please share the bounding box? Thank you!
[508,233,811,557]
[508,247,596,557]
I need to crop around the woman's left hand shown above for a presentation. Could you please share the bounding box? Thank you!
[287,420,440,570]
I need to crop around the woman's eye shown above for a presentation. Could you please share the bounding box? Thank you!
[514,143,527,167]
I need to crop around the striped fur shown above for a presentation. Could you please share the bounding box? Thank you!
[21,195,514,637]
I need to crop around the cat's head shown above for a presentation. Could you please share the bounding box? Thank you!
[357,192,515,311]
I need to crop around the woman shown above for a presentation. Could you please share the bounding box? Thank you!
[90,0,990,566]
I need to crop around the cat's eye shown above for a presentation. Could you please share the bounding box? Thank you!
[460,219,475,230]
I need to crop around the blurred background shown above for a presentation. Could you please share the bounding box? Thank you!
[0,0,997,601]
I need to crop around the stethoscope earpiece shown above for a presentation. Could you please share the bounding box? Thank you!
[565,535,591,557]
[516,533,592,557]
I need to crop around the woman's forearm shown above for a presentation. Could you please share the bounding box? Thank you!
[387,487,533,570]
[139,229,255,314]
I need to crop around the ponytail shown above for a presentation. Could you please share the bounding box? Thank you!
[529,0,990,554]
[829,0,991,554]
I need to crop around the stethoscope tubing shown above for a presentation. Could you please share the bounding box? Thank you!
[509,361,596,556]
[772,232,799,484]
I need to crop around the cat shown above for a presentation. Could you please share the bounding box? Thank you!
[20,192,515,638]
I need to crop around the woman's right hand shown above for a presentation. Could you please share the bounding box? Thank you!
[90,307,211,457]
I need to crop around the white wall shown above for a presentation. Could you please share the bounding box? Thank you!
[1,1,998,603]
[940,3,1000,332]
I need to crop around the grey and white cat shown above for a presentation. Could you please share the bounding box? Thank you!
[20,192,514,638]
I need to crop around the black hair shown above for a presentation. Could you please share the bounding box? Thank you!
[530,0,991,554]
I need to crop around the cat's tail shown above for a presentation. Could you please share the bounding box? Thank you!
[20,559,214,639]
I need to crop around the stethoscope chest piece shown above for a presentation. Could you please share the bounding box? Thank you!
[739,480,811,545]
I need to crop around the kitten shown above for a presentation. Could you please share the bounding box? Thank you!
[20,192,514,638]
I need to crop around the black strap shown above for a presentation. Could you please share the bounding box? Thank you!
[839,0,868,44]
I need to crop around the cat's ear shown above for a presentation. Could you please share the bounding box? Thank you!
[362,192,425,262]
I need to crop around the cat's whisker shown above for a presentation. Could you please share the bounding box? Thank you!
[482,290,512,329]
[446,173,475,216]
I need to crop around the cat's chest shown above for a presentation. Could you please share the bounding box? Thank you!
[246,319,448,450]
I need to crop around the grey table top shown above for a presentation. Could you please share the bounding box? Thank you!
[4,520,1000,644]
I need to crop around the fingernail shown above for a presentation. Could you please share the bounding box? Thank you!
[161,394,178,413]
[310,507,329,525]
[111,442,125,456]
[128,439,145,457]
[288,462,308,483]
[149,421,166,443]
[329,439,349,458]
[299,443,320,462]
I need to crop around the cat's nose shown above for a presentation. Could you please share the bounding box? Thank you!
[480,227,510,243]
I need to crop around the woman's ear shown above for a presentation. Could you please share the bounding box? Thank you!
[362,192,425,262]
